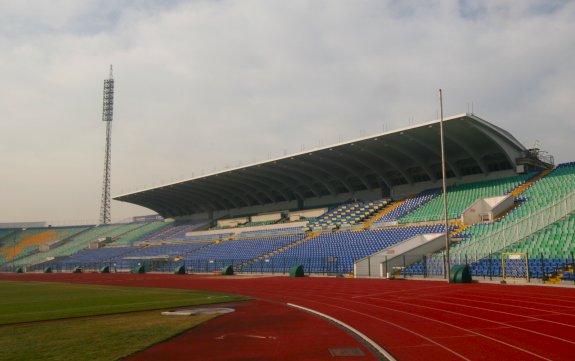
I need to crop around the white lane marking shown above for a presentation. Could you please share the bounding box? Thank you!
[288,302,398,361]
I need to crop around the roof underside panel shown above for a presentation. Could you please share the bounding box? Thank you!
[114,114,527,218]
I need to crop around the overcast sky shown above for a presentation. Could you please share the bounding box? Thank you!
[1,0,574,225]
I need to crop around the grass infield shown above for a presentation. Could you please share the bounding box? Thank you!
[0,312,217,361]
[0,280,249,360]
[0,280,247,324]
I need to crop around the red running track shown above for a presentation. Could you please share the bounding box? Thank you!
[127,299,376,361]
[2,273,575,361]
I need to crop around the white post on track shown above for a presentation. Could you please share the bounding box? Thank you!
[439,89,451,282]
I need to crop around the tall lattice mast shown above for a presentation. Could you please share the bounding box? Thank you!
[99,65,114,224]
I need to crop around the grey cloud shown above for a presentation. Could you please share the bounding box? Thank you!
[1,0,574,224]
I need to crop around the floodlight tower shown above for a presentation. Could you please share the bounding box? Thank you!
[99,65,114,224]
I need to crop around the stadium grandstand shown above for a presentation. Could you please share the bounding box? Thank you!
[2,113,574,284]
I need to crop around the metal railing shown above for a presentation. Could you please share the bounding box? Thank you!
[0,256,352,276]
[399,251,575,284]
[4,252,575,285]
[450,191,575,260]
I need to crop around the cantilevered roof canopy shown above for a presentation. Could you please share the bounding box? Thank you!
[115,114,527,218]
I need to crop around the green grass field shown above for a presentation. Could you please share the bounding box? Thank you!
[0,280,249,360]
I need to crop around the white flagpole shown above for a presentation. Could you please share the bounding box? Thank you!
[439,89,451,282]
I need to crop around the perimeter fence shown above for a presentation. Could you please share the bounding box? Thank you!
[2,252,575,285]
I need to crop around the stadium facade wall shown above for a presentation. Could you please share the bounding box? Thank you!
[178,192,380,223]
[214,200,298,221]
[174,200,299,223]
[303,189,385,208]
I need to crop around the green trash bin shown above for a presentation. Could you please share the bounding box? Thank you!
[174,264,186,275]
[132,264,145,274]
[289,265,305,277]
[450,264,472,283]
[221,265,234,276]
